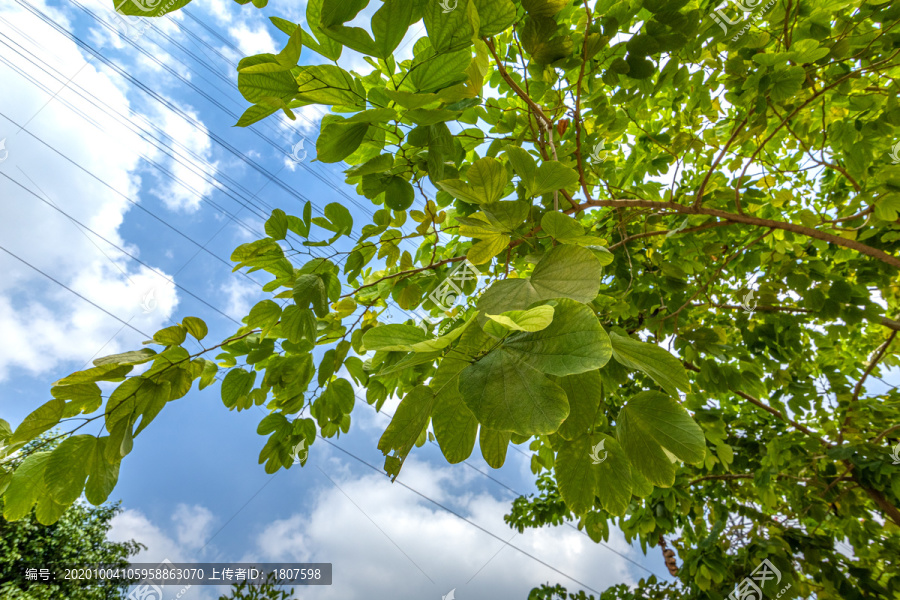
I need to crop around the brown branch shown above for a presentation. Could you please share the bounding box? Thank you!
[484,37,551,129]
[575,198,900,269]
[733,52,900,214]
[688,473,817,485]
[708,304,900,332]
[342,255,466,298]
[732,389,826,443]
[694,117,748,208]
[606,221,730,251]
[572,1,594,204]
[840,330,898,438]
[854,474,900,527]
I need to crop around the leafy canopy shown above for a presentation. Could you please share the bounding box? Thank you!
[5,0,900,598]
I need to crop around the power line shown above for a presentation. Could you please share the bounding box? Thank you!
[1,171,243,326]
[366,401,660,578]
[0,106,263,287]
[319,435,605,595]
[0,244,151,339]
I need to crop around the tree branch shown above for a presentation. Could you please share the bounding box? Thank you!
[575,198,900,269]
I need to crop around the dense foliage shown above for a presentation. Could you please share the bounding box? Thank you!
[3,0,900,597]
[0,436,143,600]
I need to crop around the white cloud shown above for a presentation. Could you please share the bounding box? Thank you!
[0,0,179,380]
[108,505,218,600]
[173,504,216,550]
[228,21,277,56]
[147,99,218,212]
[220,276,260,320]
[245,459,642,600]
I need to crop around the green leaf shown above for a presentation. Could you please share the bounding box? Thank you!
[479,427,510,468]
[34,493,67,526]
[557,370,603,440]
[467,232,511,264]
[503,298,612,377]
[182,316,208,341]
[436,157,510,204]
[132,380,172,436]
[609,331,690,397]
[625,54,655,79]
[114,0,192,16]
[485,305,555,332]
[92,348,156,367]
[370,0,416,58]
[482,201,529,231]
[317,121,370,163]
[363,324,428,351]
[235,103,279,127]
[541,211,585,241]
[616,391,706,487]
[531,161,580,196]
[506,145,537,190]
[458,348,569,435]
[555,435,600,514]
[592,434,633,516]
[473,0,517,35]
[384,177,415,211]
[46,435,96,505]
[377,385,436,459]
[409,49,472,93]
[468,157,510,204]
[11,399,65,445]
[769,65,805,103]
[53,363,133,386]
[424,0,473,51]
[281,305,316,344]
[221,369,256,409]
[84,438,120,505]
[530,245,603,303]
[295,65,365,108]
[265,208,289,240]
[431,357,479,463]
[237,55,298,104]
[521,0,568,17]
[521,16,574,64]
[293,275,329,316]
[53,383,102,418]
[248,299,283,330]
[3,452,51,521]
[153,325,187,346]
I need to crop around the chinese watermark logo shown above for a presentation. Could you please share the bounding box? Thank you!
[413,259,480,335]
[709,0,777,42]
[728,559,791,600]
[442,589,456,600]
[665,218,690,238]
[890,141,900,165]
[290,439,308,464]
[890,441,900,465]
[111,0,178,39]
[589,142,605,165]
[0,138,8,163]
[140,288,159,314]
[589,439,608,465]
[127,559,191,600]
[290,138,307,163]
[439,0,458,13]
[740,288,757,314]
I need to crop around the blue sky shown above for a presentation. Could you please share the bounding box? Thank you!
[0,1,671,598]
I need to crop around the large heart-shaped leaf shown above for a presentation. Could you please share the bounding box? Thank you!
[458,348,569,435]
[616,391,705,487]
[609,332,690,397]
[503,299,612,377]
